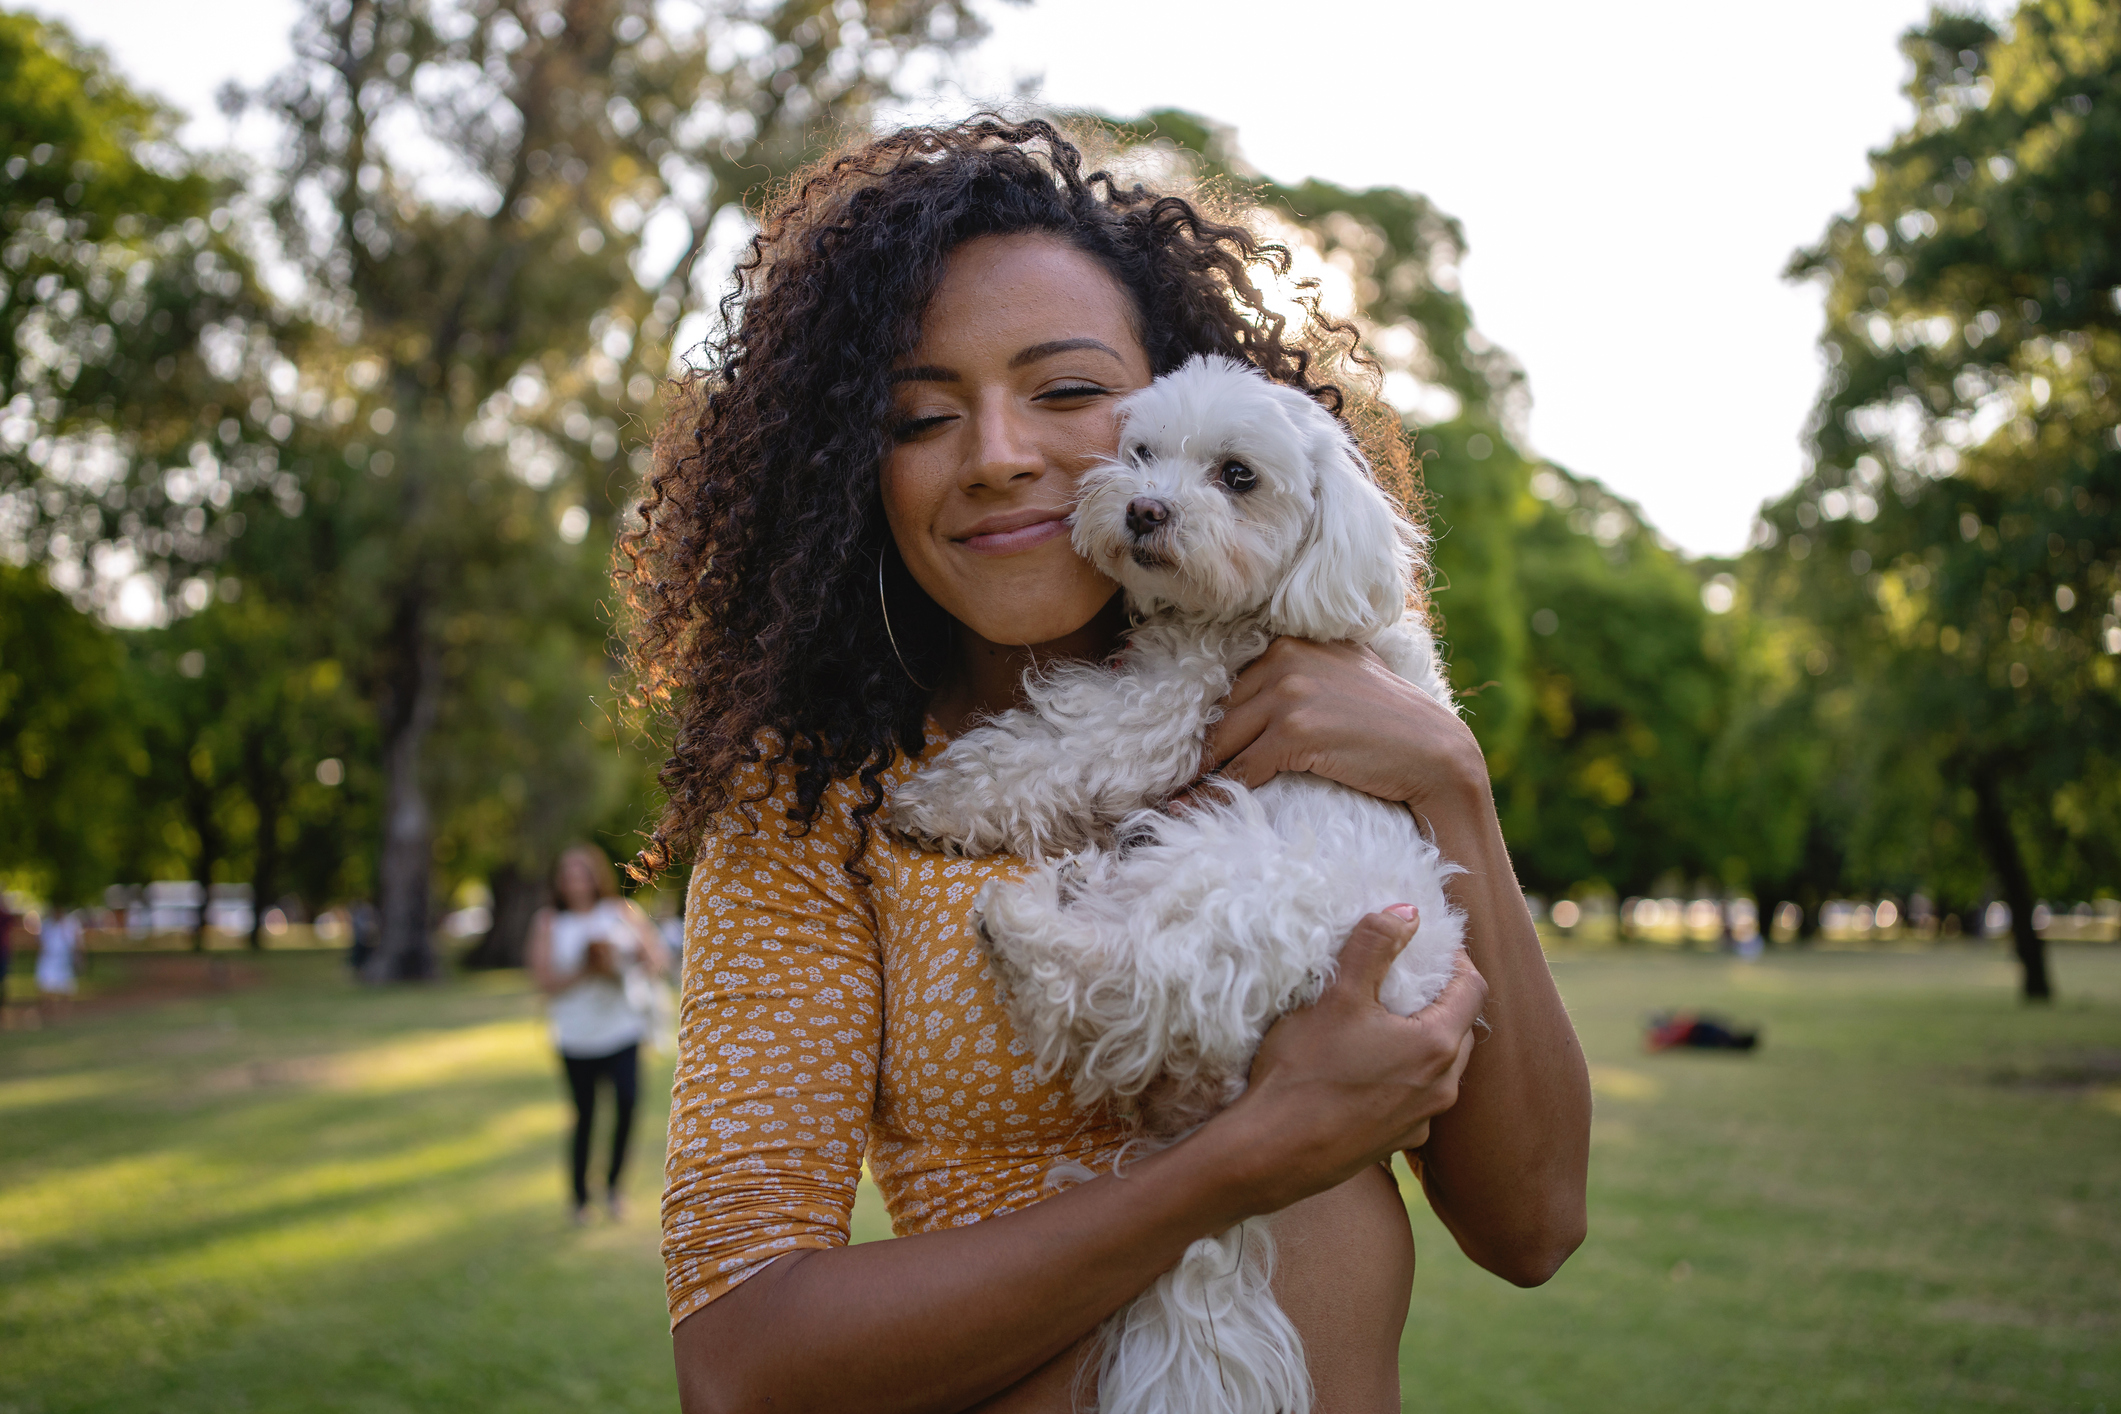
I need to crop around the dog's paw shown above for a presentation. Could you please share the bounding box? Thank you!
[970,878,1023,962]
[1286,966,1330,1011]
[885,814,966,857]
[883,781,980,855]
[1053,856,1088,908]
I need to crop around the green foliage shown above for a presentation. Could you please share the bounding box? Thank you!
[1697,577,1840,921]
[0,563,136,904]
[128,597,379,920]
[0,11,207,222]
[0,14,373,935]
[1099,110,1525,420]
[0,10,294,600]
[1419,422,1531,775]
[1502,473,1734,895]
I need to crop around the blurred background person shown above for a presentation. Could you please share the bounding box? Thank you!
[35,907,81,1007]
[347,902,379,977]
[526,844,669,1224]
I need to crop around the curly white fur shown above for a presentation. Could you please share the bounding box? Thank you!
[886,356,1465,1414]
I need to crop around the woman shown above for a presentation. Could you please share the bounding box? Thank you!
[627,118,1591,1411]
[34,907,80,1001]
[526,843,669,1223]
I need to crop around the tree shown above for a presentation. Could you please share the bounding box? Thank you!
[127,596,373,946]
[1779,0,2121,998]
[430,573,642,968]
[1502,470,1744,898]
[1705,556,1845,938]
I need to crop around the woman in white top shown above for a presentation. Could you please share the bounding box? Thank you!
[527,844,670,1223]
[35,909,80,998]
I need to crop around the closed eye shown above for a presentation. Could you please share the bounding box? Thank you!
[890,413,955,442]
[1034,384,1111,404]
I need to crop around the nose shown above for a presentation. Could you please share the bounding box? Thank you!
[963,390,1042,489]
[1125,496,1171,538]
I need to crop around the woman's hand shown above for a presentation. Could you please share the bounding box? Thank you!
[524,909,571,996]
[1212,906,1487,1216]
[1205,637,1483,812]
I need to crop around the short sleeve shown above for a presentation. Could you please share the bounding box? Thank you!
[660,795,883,1326]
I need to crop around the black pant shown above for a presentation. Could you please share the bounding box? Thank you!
[561,1042,639,1207]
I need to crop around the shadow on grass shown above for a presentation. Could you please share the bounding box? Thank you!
[26,1169,677,1414]
[0,955,677,1414]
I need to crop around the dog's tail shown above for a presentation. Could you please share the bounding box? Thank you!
[1094,1218,1310,1414]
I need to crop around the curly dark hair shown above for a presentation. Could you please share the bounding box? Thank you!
[619,115,1410,881]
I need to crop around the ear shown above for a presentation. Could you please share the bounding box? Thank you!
[1267,409,1413,642]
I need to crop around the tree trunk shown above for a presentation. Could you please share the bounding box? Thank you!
[366,593,441,983]
[1970,764,2051,1002]
[463,862,545,969]
[244,730,283,952]
[188,776,221,952]
[1755,888,1792,946]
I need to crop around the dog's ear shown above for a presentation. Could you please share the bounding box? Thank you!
[1266,395,1414,642]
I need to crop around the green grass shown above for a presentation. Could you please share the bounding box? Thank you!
[1395,946,2121,1413]
[0,954,679,1413]
[2,946,2116,1412]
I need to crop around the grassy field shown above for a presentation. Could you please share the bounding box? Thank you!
[1398,946,2119,1413]
[1,945,2115,1413]
[0,954,680,1414]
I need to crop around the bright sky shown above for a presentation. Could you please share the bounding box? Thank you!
[36,0,1958,556]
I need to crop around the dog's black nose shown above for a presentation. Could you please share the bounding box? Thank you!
[1125,496,1172,538]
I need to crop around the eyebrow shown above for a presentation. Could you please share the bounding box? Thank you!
[1010,337,1124,368]
[887,338,1127,384]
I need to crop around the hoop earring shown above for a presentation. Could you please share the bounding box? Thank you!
[878,552,932,692]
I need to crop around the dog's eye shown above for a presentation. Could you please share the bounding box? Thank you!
[1130,444,1148,464]
[1219,460,1257,493]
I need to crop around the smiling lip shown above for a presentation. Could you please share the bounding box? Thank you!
[955,508,1072,556]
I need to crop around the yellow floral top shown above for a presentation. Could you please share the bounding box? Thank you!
[660,733,1129,1326]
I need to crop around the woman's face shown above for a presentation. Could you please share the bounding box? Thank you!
[556,853,600,911]
[882,234,1154,652]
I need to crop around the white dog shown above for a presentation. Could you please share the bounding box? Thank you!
[886,355,1466,1414]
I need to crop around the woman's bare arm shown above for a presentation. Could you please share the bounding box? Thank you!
[674,911,1483,1414]
[624,900,669,978]
[1410,777,1591,1284]
[1208,637,1592,1286]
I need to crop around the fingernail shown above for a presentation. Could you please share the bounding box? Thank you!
[1386,903,1417,921]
